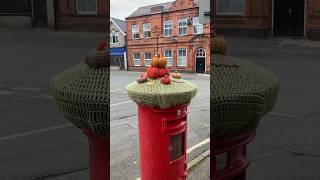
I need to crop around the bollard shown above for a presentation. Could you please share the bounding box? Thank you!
[126,55,197,180]
[210,37,279,180]
[51,42,109,180]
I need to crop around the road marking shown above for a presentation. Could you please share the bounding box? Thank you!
[136,138,210,180]
[110,101,133,107]
[187,138,210,154]
[110,89,127,93]
[0,123,73,142]
[187,149,210,170]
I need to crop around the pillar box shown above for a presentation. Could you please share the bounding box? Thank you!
[210,37,279,180]
[51,42,109,180]
[126,55,197,180]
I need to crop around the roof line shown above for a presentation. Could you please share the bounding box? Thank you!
[110,18,126,36]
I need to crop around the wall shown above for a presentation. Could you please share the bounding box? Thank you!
[54,0,107,32]
[110,22,126,48]
[126,6,210,73]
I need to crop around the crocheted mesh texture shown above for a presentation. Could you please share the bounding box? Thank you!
[126,78,197,109]
[51,62,110,136]
[211,55,279,139]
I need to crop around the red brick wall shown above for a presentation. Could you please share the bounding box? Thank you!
[212,0,320,39]
[126,6,210,73]
[55,0,107,32]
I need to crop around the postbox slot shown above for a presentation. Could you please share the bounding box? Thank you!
[163,118,186,133]
[169,132,185,161]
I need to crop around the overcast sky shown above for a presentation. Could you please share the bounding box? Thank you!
[110,0,173,20]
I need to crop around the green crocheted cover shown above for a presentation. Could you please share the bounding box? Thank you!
[211,54,279,139]
[51,62,109,136]
[126,78,197,109]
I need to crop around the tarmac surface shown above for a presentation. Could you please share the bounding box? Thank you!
[226,36,320,180]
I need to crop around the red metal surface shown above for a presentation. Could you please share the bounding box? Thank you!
[138,104,188,180]
[211,131,256,180]
[83,129,109,180]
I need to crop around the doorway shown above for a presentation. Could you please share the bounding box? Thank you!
[195,48,206,73]
[273,0,305,36]
[32,0,48,27]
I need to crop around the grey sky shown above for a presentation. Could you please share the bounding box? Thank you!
[110,0,173,20]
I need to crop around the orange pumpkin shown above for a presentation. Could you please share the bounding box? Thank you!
[158,56,167,68]
[172,71,182,79]
[158,68,169,77]
[147,67,160,79]
[150,55,159,67]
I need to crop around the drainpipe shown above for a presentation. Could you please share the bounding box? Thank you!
[30,0,35,28]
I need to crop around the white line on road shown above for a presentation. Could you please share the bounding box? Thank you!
[110,101,133,107]
[187,138,210,154]
[0,123,73,142]
[136,138,210,180]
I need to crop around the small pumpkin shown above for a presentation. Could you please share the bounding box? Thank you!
[136,73,148,83]
[147,67,160,79]
[150,55,160,67]
[160,75,171,85]
[158,56,167,68]
[158,67,170,77]
[171,71,182,79]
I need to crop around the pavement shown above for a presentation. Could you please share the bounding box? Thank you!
[225,36,320,180]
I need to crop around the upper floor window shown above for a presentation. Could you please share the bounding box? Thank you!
[143,23,151,38]
[178,19,187,36]
[77,0,97,15]
[144,52,152,66]
[177,48,187,66]
[193,17,203,34]
[164,50,173,66]
[132,25,140,39]
[133,53,141,66]
[110,31,118,44]
[164,20,173,37]
[216,0,245,15]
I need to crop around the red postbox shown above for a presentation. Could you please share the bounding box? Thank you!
[84,130,109,180]
[211,131,256,180]
[138,104,188,180]
[126,54,197,180]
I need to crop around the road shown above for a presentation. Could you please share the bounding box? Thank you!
[0,29,103,180]
[226,36,320,180]
[110,70,210,180]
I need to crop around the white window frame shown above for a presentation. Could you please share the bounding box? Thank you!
[110,31,118,44]
[193,17,204,34]
[143,23,151,39]
[164,49,173,67]
[216,0,245,15]
[178,18,188,36]
[133,53,141,66]
[132,25,140,39]
[164,20,173,37]
[144,52,152,66]
[177,48,187,67]
[76,0,98,15]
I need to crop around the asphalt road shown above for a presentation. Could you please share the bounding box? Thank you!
[110,70,210,180]
[0,29,104,180]
[226,36,320,180]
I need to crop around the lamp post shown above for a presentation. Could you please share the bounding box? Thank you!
[152,25,162,54]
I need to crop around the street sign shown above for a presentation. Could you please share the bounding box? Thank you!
[199,0,210,24]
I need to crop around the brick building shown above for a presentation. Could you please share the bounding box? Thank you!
[211,0,320,40]
[126,0,210,73]
[55,0,107,32]
[0,0,107,32]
